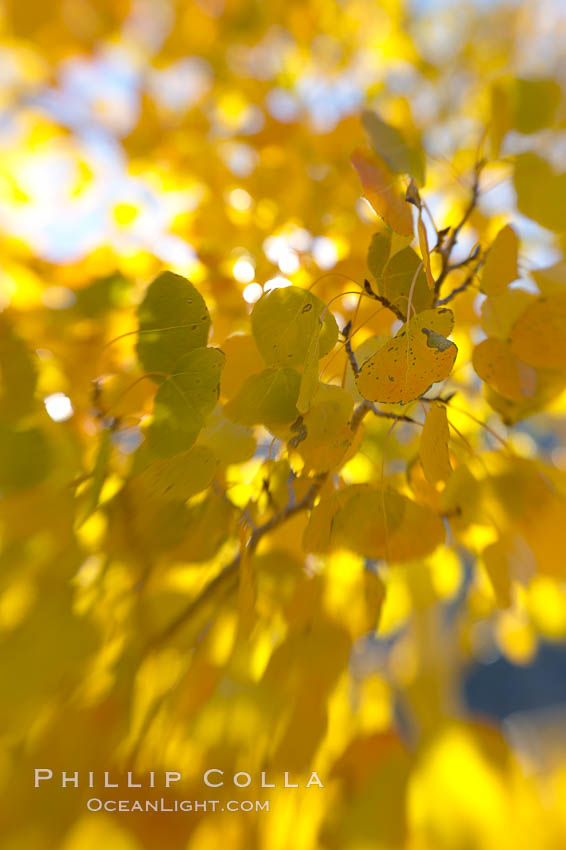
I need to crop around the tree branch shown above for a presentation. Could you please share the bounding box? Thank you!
[145,476,326,652]
[434,160,484,300]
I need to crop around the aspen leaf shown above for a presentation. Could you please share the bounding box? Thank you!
[532,262,566,296]
[351,148,414,237]
[509,292,566,369]
[136,271,211,374]
[251,285,338,368]
[297,326,321,413]
[0,319,37,420]
[295,384,354,472]
[481,225,519,296]
[490,80,512,158]
[480,288,535,339]
[482,539,513,609]
[355,308,457,404]
[224,367,301,426]
[367,231,392,281]
[79,429,112,522]
[362,109,425,184]
[420,403,452,485]
[514,78,562,134]
[514,153,566,232]
[418,213,435,289]
[219,333,263,399]
[331,485,445,561]
[381,245,433,315]
[473,337,537,401]
[134,444,217,502]
[197,405,256,466]
[0,424,51,491]
[147,346,224,456]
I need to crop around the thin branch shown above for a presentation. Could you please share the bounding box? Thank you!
[144,477,326,652]
[350,399,417,431]
[436,262,481,305]
[363,279,406,322]
[341,321,360,376]
[434,160,485,299]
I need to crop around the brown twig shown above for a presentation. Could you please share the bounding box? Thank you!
[363,279,406,322]
[433,160,484,300]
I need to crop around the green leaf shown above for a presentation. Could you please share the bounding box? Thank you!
[381,246,433,315]
[362,110,425,185]
[147,347,224,456]
[136,271,211,375]
[0,318,37,420]
[73,272,132,317]
[0,425,51,491]
[297,328,321,414]
[251,286,338,368]
[80,428,112,523]
[514,78,562,134]
[367,232,392,282]
[224,367,301,426]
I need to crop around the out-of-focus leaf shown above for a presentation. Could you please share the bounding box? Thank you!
[197,405,256,466]
[351,148,414,236]
[251,285,337,368]
[481,225,519,296]
[510,291,566,368]
[134,444,217,502]
[514,153,566,232]
[0,424,51,491]
[0,318,37,419]
[73,272,131,317]
[136,271,211,374]
[331,485,445,561]
[473,337,537,401]
[419,402,452,485]
[295,384,354,472]
[514,77,562,134]
[362,109,425,184]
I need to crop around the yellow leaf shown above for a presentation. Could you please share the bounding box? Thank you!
[419,402,452,485]
[355,308,457,404]
[331,485,445,561]
[351,148,413,237]
[251,285,337,368]
[510,291,566,369]
[473,337,537,401]
[481,225,519,296]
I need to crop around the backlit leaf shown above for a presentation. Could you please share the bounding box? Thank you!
[509,291,566,369]
[419,403,452,485]
[355,308,457,403]
[514,77,562,134]
[473,337,537,401]
[331,485,445,561]
[224,367,301,426]
[362,109,425,184]
[147,346,224,455]
[251,286,338,368]
[136,271,211,374]
[481,225,519,296]
[381,245,433,315]
[351,148,414,236]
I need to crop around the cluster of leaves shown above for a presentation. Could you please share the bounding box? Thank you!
[1,1,566,849]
